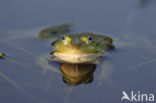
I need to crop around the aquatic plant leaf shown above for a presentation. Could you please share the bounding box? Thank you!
[38,23,74,40]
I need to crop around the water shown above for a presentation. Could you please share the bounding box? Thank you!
[0,0,156,103]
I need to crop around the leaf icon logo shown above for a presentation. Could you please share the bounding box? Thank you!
[121,91,131,101]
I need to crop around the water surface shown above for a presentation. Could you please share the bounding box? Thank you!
[0,0,156,103]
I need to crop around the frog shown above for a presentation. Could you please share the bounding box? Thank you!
[36,24,115,86]
[37,23,115,65]
[50,32,115,63]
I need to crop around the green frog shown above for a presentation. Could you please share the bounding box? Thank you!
[50,32,115,63]
[37,23,115,64]
[36,23,115,85]
[36,24,115,86]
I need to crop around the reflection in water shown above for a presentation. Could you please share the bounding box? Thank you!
[97,60,113,86]
[60,63,96,86]
[61,61,113,103]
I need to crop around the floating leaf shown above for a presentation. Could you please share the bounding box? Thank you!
[38,23,74,40]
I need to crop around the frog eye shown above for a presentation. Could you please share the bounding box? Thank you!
[88,36,92,41]
[62,35,71,44]
[62,36,65,40]
[86,36,93,43]
[81,35,93,45]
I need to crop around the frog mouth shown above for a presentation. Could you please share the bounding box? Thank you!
[54,52,102,57]
[55,48,101,54]
[51,51,103,63]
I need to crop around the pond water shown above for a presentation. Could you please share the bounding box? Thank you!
[0,0,156,103]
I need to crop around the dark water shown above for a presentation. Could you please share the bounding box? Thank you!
[0,0,156,103]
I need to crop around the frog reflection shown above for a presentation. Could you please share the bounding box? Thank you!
[60,63,96,86]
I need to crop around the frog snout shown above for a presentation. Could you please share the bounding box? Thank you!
[71,44,81,50]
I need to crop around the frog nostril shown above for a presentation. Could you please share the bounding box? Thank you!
[88,36,92,40]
